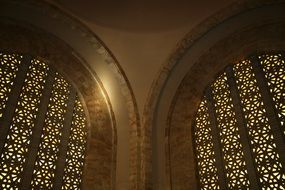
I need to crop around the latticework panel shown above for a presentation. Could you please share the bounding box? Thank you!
[31,73,71,189]
[62,96,88,190]
[0,53,22,118]
[233,60,285,189]
[0,59,48,188]
[259,53,285,136]
[0,52,88,189]
[211,73,250,189]
[194,98,220,190]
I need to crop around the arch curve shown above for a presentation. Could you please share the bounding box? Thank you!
[0,1,141,188]
[143,1,285,189]
[0,19,116,189]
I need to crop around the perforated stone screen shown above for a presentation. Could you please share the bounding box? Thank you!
[0,52,87,189]
[193,53,285,189]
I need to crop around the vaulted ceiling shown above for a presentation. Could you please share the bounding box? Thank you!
[3,1,284,189]
[49,0,235,114]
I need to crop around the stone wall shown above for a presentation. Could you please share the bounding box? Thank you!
[0,20,116,189]
[167,20,285,190]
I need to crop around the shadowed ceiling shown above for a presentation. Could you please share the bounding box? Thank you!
[50,0,235,114]
[53,0,232,32]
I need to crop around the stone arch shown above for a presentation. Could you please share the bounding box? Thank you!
[168,34,285,188]
[0,19,116,189]
[143,1,285,189]
[0,1,141,189]
[191,52,285,189]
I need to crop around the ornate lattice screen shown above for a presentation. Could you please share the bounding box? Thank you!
[193,53,285,190]
[0,52,88,189]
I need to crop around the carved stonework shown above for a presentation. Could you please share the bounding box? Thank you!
[0,20,115,189]
[168,21,285,190]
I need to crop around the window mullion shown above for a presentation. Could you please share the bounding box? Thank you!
[53,87,77,190]
[226,66,261,189]
[0,55,31,156]
[20,69,56,190]
[251,55,285,169]
[205,88,228,190]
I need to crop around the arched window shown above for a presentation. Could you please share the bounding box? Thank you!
[194,53,285,189]
[0,52,87,189]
